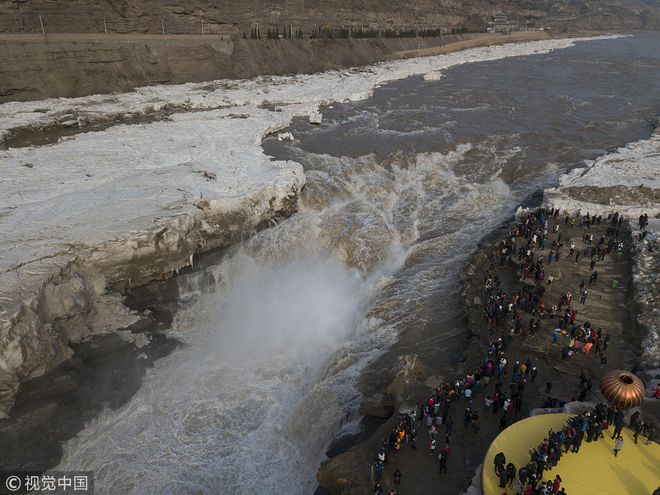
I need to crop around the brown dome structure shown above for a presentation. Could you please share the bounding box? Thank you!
[601,370,645,410]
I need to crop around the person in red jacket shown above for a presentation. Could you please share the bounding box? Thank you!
[552,474,562,494]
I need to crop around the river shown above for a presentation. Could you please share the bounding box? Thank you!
[53,32,660,494]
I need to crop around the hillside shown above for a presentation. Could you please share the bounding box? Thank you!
[0,1,658,102]
[1,0,659,35]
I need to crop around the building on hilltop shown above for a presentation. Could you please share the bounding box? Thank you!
[487,11,519,33]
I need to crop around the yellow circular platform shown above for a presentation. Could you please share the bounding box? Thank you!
[482,413,660,495]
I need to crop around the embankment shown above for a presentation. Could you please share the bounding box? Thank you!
[1,30,621,104]
[0,34,478,103]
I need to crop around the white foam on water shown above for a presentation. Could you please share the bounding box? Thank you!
[53,141,523,494]
[56,254,398,495]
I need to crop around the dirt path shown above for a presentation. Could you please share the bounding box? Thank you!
[393,32,553,58]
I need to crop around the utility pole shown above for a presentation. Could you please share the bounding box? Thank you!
[39,15,45,35]
[201,19,204,35]
[103,16,108,35]
[161,18,165,35]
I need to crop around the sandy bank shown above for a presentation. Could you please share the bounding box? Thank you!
[393,31,554,58]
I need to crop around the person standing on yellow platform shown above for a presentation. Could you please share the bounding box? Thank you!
[614,435,624,457]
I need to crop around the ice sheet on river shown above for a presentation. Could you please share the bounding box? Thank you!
[544,132,660,217]
[0,107,304,417]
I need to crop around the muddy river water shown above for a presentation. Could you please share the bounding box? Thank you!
[14,32,660,494]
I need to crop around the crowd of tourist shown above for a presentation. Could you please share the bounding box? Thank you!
[369,207,654,495]
[494,406,614,494]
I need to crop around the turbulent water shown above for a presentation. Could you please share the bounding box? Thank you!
[56,33,660,493]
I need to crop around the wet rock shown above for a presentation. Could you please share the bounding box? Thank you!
[317,445,371,495]
[385,354,426,409]
[319,357,426,492]
[530,407,563,416]
[560,401,597,415]
[0,401,58,439]
[397,402,415,415]
[425,374,445,390]
[200,170,217,180]
[463,463,484,495]
[20,372,78,402]
[361,392,393,418]
[0,329,181,471]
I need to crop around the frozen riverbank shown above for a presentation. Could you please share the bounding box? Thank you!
[0,107,304,418]
[544,131,660,217]
[0,34,626,420]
